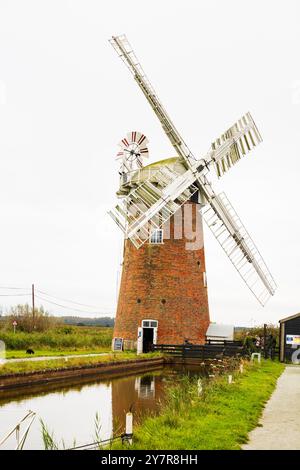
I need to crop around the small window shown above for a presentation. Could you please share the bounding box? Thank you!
[150,229,163,244]
[203,271,207,287]
[142,319,158,328]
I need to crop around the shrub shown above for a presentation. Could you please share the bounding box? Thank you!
[2,304,59,333]
[235,324,279,346]
[0,326,113,350]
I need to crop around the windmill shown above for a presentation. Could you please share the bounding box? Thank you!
[108,35,276,353]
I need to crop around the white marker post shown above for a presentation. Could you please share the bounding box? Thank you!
[197,379,203,396]
[13,321,17,334]
[125,412,133,445]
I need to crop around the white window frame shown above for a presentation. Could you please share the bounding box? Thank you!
[142,319,158,328]
[149,229,163,245]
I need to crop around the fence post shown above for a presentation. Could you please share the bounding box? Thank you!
[263,323,268,359]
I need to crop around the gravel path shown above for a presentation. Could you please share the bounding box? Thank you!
[3,353,107,363]
[243,366,300,450]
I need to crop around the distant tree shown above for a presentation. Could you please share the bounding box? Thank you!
[61,316,115,327]
[3,303,59,333]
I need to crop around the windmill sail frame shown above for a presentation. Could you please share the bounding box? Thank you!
[202,192,277,306]
[109,34,277,306]
[208,112,263,178]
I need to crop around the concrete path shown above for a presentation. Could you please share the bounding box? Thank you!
[3,353,107,364]
[243,366,300,450]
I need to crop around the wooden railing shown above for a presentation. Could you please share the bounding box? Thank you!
[152,341,246,359]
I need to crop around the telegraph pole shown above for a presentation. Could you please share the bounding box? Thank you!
[263,323,267,359]
[32,284,35,322]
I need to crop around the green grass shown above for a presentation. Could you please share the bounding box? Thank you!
[0,326,113,351]
[0,352,161,376]
[112,360,284,450]
[5,348,109,359]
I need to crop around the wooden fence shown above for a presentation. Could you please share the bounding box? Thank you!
[152,340,246,359]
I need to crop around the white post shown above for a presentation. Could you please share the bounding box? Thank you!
[239,363,244,373]
[125,412,133,445]
[228,374,233,384]
[197,379,203,396]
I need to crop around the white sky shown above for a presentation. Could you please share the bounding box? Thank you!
[0,0,300,326]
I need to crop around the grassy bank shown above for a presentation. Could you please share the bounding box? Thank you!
[5,349,108,359]
[0,352,161,376]
[0,326,113,352]
[114,360,284,450]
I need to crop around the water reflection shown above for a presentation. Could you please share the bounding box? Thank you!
[0,365,206,450]
[111,373,165,435]
[135,375,155,399]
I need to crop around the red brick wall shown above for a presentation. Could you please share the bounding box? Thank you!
[113,201,210,345]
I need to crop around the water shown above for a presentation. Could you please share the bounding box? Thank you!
[0,364,206,450]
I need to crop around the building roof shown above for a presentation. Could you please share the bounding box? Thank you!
[279,312,300,323]
[143,156,179,169]
[206,323,234,338]
[117,156,185,196]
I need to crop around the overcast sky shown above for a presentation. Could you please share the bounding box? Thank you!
[0,0,299,326]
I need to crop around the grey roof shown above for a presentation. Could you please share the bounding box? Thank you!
[206,323,234,338]
[279,312,300,323]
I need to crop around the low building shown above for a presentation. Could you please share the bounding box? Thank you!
[279,313,300,362]
[206,323,234,342]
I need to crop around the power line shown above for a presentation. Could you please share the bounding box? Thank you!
[35,294,112,316]
[0,293,30,297]
[0,285,115,316]
[35,289,102,310]
[0,286,28,290]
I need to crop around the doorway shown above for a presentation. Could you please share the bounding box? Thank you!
[143,327,154,353]
[137,320,158,354]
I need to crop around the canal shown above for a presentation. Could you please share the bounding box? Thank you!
[0,364,207,450]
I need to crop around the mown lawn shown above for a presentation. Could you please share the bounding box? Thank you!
[0,352,161,376]
[113,360,284,450]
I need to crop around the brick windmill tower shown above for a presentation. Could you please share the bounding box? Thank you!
[108,35,276,353]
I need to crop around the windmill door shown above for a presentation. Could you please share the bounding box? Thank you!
[140,320,158,353]
[143,328,154,353]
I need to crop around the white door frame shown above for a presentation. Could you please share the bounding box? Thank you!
[137,327,143,354]
[137,319,158,354]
